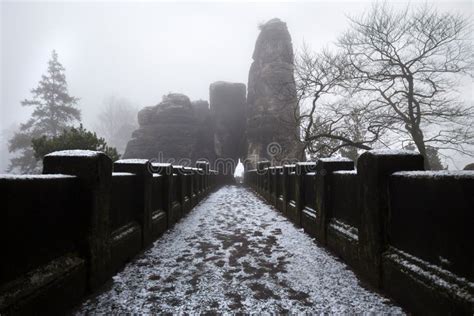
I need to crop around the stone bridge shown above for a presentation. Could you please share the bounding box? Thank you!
[0,150,472,315]
[76,185,400,314]
[1,16,472,316]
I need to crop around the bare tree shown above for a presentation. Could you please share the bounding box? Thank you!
[338,3,474,169]
[93,96,138,154]
[294,4,473,168]
[294,47,389,158]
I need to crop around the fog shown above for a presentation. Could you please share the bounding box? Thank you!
[1,0,472,172]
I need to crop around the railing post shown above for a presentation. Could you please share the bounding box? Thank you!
[295,162,317,227]
[272,166,281,212]
[210,170,217,189]
[42,150,112,290]
[113,159,153,247]
[256,168,261,194]
[152,163,173,228]
[315,158,354,245]
[281,164,293,216]
[191,167,199,205]
[268,166,276,205]
[196,161,210,194]
[357,150,424,288]
[265,166,272,202]
[172,166,185,221]
[257,161,270,196]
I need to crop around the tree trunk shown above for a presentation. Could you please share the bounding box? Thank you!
[411,128,431,170]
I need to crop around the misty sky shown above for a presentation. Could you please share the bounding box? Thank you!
[1,0,473,170]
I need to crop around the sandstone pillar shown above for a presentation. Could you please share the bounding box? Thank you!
[246,18,303,168]
[210,81,246,181]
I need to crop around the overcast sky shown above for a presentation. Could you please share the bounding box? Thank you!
[1,0,473,170]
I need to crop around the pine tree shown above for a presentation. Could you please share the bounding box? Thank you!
[8,50,81,173]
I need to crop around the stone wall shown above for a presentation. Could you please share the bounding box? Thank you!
[245,150,474,315]
[0,150,223,315]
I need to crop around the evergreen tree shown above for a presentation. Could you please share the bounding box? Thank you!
[32,124,120,162]
[8,50,81,173]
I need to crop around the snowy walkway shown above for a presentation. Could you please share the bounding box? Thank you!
[77,185,403,314]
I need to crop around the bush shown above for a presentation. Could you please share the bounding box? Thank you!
[32,124,120,161]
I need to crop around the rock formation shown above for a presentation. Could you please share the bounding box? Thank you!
[246,18,303,168]
[192,100,216,164]
[123,83,246,173]
[210,81,246,175]
[123,93,200,165]
[124,18,302,173]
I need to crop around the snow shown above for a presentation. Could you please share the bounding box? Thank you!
[112,224,140,242]
[368,149,419,156]
[115,159,149,165]
[319,157,352,162]
[392,170,474,179]
[151,163,172,167]
[333,170,357,175]
[29,255,83,286]
[0,254,83,308]
[112,172,135,177]
[195,160,209,164]
[77,186,403,314]
[45,150,101,157]
[329,219,359,241]
[0,174,76,180]
[385,247,473,301]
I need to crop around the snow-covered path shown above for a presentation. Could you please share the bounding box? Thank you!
[77,185,403,314]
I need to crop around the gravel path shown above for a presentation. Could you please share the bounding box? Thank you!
[77,185,403,314]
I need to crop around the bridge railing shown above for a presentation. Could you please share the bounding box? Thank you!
[245,150,474,315]
[0,173,85,313]
[0,150,220,315]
